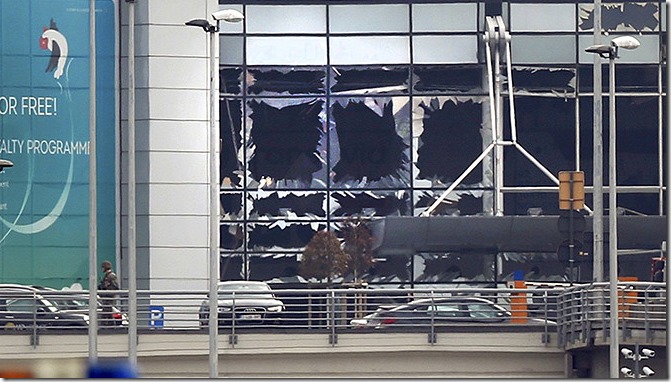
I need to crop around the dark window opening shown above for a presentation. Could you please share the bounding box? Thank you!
[248,100,325,185]
[220,224,244,250]
[331,191,409,217]
[220,99,243,187]
[510,67,575,93]
[331,100,409,184]
[248,223,323,251]
[251,192,326,218]
[416,98,483,185]
[247,68,325,95]
[220,67,243,95]
[414,65,483,93]
[220,193,243,218]
[330,66,409,94]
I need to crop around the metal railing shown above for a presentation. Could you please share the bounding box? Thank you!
[557,282,667,347]
[0,283,665,349]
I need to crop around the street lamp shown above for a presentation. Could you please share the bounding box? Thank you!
[185,8,244,379]
[585,35,640,379]
[0,159,13,172]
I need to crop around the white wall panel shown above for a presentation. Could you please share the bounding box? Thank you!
[146,88,208,120]
[145,215,209,247]
[140,151,209,183]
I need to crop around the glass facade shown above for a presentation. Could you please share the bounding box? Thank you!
[217,1,666,286]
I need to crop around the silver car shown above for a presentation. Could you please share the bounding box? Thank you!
[199,281,285,327]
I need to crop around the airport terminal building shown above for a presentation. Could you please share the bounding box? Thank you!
[0,0,667,291]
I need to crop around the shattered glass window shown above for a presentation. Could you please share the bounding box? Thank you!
[413,189,486,216]
[578,2,660,32]
[220,98,244,188]
[413,65,485,94]
[214,0,665,285]
[330,97,411,188]
[248,191,326,220]
[330,66,409,95]
[247,222,325,252]
[220,224,244,251]
[509,66,576,93]
[220,192,243,220]
[248,253,301,282]
[413,97,485,188]
[246,98,327,189]
[330,190,411,217]
[247,68,325,95]
[413,253,496,284]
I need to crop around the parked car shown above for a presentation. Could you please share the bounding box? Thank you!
[350,296,555,329]
[199,281,285,327]
[0,284,127,329]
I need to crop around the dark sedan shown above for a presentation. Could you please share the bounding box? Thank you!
[199,281,285,327]
[350,296,554,329]
[0,284,127,329]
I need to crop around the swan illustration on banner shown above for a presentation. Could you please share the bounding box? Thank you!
[40,19,69,80]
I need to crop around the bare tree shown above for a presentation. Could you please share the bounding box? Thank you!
[342,217,374,283]
[299,230,349,284]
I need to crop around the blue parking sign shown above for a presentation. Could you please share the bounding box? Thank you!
[149,305,164,327]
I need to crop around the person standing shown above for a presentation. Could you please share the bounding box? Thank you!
[98,261,119,326]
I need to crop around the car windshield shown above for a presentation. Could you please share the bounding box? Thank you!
[217,283,274,299]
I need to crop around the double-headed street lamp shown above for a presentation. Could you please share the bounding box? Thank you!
[585,35,640,379]
[186,8,244,379]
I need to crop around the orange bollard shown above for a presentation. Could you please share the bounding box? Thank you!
[511,270,527,323]
[617,276,638,318]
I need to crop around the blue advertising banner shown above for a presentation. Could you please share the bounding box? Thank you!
[0,0,117,289]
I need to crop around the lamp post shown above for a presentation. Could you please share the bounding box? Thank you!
[585,35,640,379]
[185,9,244,379]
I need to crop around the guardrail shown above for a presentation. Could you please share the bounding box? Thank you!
[0,283,665,349]
[557,281,667,347]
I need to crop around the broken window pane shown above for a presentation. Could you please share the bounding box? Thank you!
[330,66,409,95]
[247,67,326,95]
[330,97,411,188]
[220,254,244,281]
[365,254,411,286]
[220,67,243,96]
[248,253,301,283]
[220,192,243,221]
[220,99,244,188]
[247,222,325,252]
[510,66,576,93]
[579,2,660,32]
[413,65,484,94]
[414,97,485,187]
[330,190,410,217]
[220,224,244,250]
[413,189,486,216]
[248,191,326,220]
[246,98,327,189]
[577,64,659,93]
[500,253,569,282]
[413,253,495,284]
